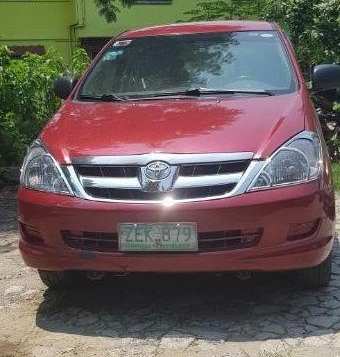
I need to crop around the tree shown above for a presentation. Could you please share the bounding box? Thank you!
[183,1,262,22]
[94,0,137,23]
[262,0,340,76]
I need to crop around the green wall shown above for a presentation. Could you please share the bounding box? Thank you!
[0,0,75,60]
[0,0,201,61]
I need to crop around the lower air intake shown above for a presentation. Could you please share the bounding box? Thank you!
[62,228,262,253]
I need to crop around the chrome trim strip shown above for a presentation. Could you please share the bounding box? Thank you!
[233,160,266,193]
[80,176,141,189]
[79,172,242,190]
[174,172,242,188]
[72,152,253,166]
[62,166,91,198]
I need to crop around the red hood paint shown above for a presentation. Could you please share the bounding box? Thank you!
[41,93,305,164]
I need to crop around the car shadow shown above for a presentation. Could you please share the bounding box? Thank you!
[35,256,340,343]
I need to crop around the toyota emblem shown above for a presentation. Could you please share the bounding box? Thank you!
[145,161,171,180]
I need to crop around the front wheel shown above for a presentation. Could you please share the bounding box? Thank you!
[294,254,332,289]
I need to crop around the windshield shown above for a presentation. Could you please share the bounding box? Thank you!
[78,31,297,99]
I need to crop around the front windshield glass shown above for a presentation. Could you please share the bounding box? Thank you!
[78,31,297,99]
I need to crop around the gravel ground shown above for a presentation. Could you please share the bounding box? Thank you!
[0,187,339,357]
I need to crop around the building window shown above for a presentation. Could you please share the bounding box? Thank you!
[9,46,45,59]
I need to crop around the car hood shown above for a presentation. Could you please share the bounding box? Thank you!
[41,93,305,164]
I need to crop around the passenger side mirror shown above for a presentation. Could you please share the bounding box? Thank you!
[313,64,340,92]
[54,76,78,100]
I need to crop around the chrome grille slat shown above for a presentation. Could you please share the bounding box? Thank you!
[79,172,243,190]
[80,176,141,189]
[64,152,260,203]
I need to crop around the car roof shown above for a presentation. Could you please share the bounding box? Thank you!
[118,21,275,39]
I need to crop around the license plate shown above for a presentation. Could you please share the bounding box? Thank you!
[118,223,198,252]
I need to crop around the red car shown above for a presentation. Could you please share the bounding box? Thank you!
[18,21,339,289]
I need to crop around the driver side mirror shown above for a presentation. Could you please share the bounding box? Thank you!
[54,76,78,100]
[313,64,340,92]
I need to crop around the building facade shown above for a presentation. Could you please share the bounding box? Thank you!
[0,0,201,60]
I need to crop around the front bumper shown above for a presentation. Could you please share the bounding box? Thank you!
[18,181,335,273]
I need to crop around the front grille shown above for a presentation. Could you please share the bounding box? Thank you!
[62,229,262,253]
[85,184,235,201]
[70,153,252,202]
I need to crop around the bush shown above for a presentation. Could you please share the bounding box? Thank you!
[262,0,340,77]
[0,47,90,166]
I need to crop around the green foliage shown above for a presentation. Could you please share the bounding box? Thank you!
[332,163,340,191]
[262,0,340,76]
[183,0,262,21]
[94,0,136,23]
[68,48,91,77]
[0,46,90,166]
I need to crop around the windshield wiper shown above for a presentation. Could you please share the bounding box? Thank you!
[184,88,275,96]
[78,88,274,102]
[128,88,274,100]
[78,94,127,102]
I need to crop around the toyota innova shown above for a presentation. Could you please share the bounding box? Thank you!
[18,21,339,289]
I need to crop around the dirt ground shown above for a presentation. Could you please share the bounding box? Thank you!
[0,187,340,357]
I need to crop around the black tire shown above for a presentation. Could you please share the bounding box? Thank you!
[294,254,332,289]
[38,270,86,289]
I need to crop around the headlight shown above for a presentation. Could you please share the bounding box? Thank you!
[20,140,72,195]
[248,131,322,191]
